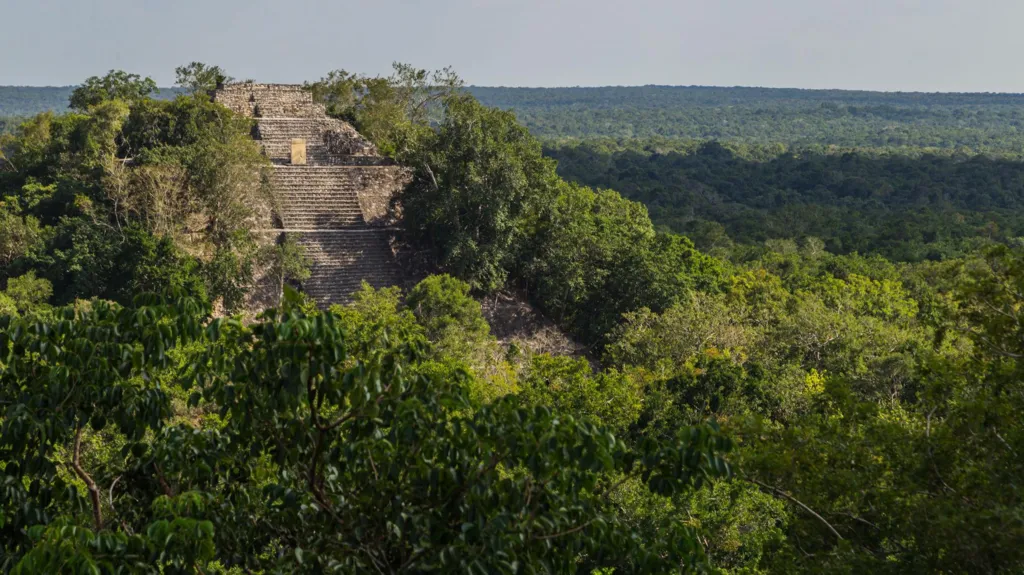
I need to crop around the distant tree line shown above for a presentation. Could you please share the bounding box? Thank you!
[472,85,1024,151]
[0,84,183,118]
[547,138,1024,261]
[9,83,1024,151]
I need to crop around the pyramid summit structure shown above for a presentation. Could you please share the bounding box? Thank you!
[213,83,412,306]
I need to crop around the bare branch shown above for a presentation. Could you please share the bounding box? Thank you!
[749,478,843,541]
[71,423,103,530]
[532,518,596,541]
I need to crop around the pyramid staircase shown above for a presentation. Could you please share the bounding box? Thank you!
[213,84,411,306]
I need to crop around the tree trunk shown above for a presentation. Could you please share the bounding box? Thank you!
[71,424,103,530]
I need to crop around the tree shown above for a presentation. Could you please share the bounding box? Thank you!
[307,63,463,159]
[174,62,233,94]
[517,354,644,434]
[406,274,490,348]
[69,71,157,111]
[3,271,52,313]
[0,204,42,266]
[1,88,274,310]
[306,69,365,121]
[605,294,751,373]
[403,94,560,292]
[266,235,311,307]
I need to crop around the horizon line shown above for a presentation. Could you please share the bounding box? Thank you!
[4,83,1024,97]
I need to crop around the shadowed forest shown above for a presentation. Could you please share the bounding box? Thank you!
[549,139,1024,260]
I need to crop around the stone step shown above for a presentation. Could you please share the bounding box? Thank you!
[278,210,362,217]
[271,165,401,173]
[278,203,361,209]
[278,208,362,215]
[270,172,372,179]
[272,186,364,190]
[281,219,363,229]
[272,187,361,193]
[281,219,364,224]
[269,178,385,187]
[280,214,363,218]
[290,231,403,305]
[275,196,360,203]
[271,181,363,188]
[269,157,391,167]
[274,187,362,193]
[275,189,361,195]
[273,183,363,192]
[275,194,359,199]
[273,188,361,194]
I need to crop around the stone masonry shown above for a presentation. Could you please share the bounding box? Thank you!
[213,83,412,306]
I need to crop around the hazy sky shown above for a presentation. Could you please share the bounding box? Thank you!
[3,0,1024,91]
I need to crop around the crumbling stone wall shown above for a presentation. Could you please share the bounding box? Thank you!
[353,166,414,226]
[214,83,318,118]
[323,123,378,157]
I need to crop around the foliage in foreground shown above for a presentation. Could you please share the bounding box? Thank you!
[0,289,731,573]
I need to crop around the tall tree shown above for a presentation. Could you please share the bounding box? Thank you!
[174,62,233,94]
[69,70,157,111]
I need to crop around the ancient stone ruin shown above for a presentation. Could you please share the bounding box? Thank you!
[213,83,412,306]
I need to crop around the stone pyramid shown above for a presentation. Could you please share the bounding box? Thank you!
[213,83,412,306]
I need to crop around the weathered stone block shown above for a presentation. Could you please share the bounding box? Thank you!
[291,139,307,165]
[354,167,414,226]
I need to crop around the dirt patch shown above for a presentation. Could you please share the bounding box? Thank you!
[479,291,593,362]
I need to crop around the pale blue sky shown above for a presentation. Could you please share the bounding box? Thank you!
[2,0,1023,91]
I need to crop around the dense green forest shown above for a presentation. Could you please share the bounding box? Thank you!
[2,66,1024,573]
[548,138,1024,261]
[0,87,79,117]
[0,85,184,135]
[473,86,1024,150]
[0,86,182,118]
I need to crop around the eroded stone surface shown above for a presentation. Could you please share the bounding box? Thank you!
[290,139,307,165]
